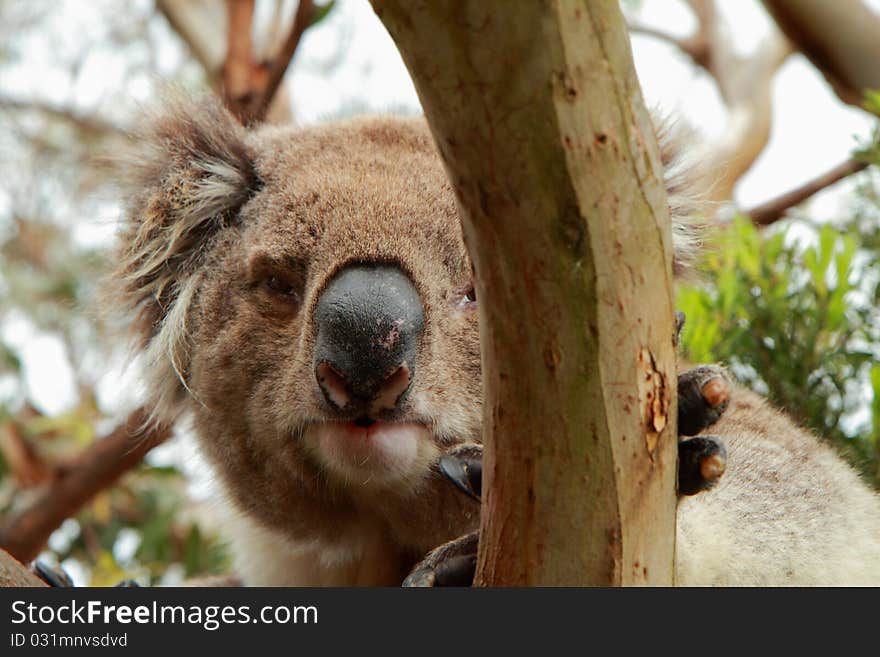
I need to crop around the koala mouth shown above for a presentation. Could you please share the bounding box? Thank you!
[305,419,439,485]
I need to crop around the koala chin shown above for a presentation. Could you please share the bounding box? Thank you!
[108,95,880,586]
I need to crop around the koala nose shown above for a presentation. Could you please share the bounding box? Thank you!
[313,264,425,414]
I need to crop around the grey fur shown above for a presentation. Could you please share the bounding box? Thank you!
[108,96,880,586]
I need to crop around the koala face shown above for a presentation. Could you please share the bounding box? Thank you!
[113,99,483,553]
[112,97,700,562]
[192,117,482,483]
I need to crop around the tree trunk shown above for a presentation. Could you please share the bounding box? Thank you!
[371,1,678,585]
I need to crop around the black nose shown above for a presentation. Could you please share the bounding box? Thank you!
[314,264,425,414]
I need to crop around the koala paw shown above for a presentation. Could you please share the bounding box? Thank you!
[404,531,478,587]
[677,435,727,495]
[677,364,730,436]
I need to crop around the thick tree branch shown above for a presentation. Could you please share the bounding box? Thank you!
[0,409,171,564]
[222,0,257,118]
[0,549,46,587]
[762,0,880,109]
[249,0,314,123]
[0,420,52,487]
[746,158,871,225]
[627,22,707,66]
[221,0,314,125]
[373,0,678,585]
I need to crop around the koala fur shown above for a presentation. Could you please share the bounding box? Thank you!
[110,96,880,586]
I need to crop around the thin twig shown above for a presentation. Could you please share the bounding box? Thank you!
[627,22,707,67]
[0,96,126,137]
[747,157,871,226]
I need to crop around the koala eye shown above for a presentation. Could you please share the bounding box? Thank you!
[455,282,477,310]
[265,275,300,302]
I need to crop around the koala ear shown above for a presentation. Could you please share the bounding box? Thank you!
[110,95,262,421]
[652,113,712,277]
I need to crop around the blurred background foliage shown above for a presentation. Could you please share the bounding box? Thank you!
[0,0,878,585]
[0,0,339,586]
[678,122,880,484]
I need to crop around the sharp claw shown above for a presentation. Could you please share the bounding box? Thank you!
[438,454,482,502]
[674,310,686,347]
[403,568,437,587]
[31,561,74,587]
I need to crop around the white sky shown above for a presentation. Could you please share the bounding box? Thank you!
[3,0,878,418]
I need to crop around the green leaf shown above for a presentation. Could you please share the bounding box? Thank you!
[310,1,336,27]
[0,342,21,374]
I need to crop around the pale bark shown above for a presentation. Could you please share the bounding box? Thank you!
[372,0,678,585]
[156,0,228,83]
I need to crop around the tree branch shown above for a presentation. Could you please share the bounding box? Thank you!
[746,157,871,225]
[156,0,227,83]
[629,1,794,202]
[0,96,126,138]
[248,0,315,124]
[762,0,880,109]
[222,0,257,119]
[627,22,707,67]
[0,549,46,587]
[0,409,171,564]
[221,0,315,125]
[0,420,53,488]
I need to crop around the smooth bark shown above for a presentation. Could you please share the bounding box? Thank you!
[372,0,678,585]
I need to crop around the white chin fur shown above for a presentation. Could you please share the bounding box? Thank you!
[305,420,438,486]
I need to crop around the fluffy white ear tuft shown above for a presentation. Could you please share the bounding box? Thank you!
[109,94,261,421]
[653,115,714,277]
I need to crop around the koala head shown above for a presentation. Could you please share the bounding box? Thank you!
[112,97,484,551]
[111,97,701,557]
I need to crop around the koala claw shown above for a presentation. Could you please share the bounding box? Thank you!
[677,365,730,436]
[403,567,437,587]
[31,561,74,587]
[678,435,727,496]
[438,444,482,502]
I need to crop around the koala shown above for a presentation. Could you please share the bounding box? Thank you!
[109,96,880,586]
